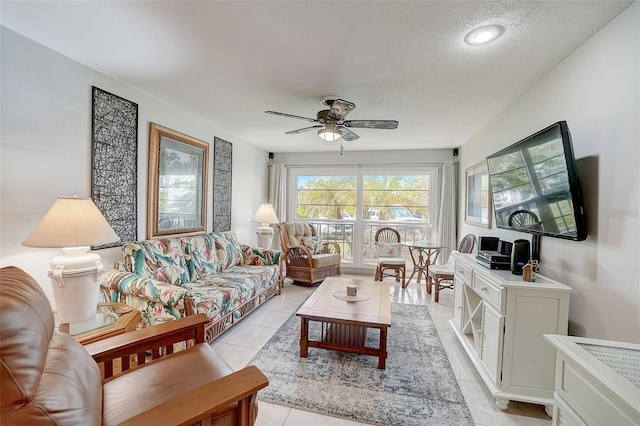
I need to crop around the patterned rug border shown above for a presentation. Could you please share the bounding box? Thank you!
[248,302,473,426]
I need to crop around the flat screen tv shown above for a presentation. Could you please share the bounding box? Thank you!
[486,121,587,241]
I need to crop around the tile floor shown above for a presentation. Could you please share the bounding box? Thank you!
[211,274,552,426]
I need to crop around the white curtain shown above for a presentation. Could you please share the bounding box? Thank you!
[268,163,287,249]
[268,163,287,221]
[437,160,458,264]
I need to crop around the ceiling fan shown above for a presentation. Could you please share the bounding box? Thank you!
[265,96,399,142]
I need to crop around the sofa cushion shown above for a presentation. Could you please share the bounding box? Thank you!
[375,242,402,258]
[301,235,324,254]
[182,282,237,322]
[102,344,233,426]
[283,222,314,248]
[224,265,279,298]
[212,232,244,270]
[186,265,278,320]
[311,253,342,268]
[183,235,222,279]
[121,240,189,285]
[241,245,281,266]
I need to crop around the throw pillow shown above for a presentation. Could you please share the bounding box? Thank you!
[375,242,402,258]
[300,236,324,254]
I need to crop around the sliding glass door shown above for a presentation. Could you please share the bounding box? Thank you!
[289,166,439,268]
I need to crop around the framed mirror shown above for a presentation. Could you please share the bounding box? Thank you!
[465,161,492,228]
[147,123,209,238]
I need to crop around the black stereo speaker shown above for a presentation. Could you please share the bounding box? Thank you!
[498,240,513,256]
[511,239,530,275]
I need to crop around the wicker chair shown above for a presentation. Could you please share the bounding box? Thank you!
[374,227,406,288]
[276,222,342,286]
[427,233,476,302]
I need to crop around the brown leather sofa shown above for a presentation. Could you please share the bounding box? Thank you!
[0,266,268,425]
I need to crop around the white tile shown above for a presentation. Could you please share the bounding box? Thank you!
[243,307,292,329]
[211,342,259,370]
[254,401,291,426]
[216,322,279,349]
[263,285,313,313]
[457,379,518,426]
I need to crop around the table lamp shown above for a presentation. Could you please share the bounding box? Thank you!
[251,203,279,249]
[23,196,119,324]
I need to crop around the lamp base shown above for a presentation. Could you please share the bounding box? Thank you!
[256,225,274,249]
[48,246,103,324]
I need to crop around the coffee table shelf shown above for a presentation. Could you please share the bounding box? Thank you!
[296,277,391,369]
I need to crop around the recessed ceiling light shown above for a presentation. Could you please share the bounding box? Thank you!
[464,25,504,46]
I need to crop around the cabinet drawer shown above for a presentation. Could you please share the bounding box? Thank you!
[473,273,502,310]
[454,260,473,284]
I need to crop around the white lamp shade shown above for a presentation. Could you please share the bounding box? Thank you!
[252,203,280,225]
[23,197,119,248]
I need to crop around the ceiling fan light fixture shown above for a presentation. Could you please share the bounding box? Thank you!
[465,24,504,46]
[317,125,342,142]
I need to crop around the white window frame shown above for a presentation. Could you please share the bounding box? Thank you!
[288,165,440,269]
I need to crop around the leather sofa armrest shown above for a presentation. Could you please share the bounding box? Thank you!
[116,365,269,426]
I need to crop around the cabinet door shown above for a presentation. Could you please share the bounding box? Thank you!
[452,276,465,330]
[501,287,568,399]
[480,301,504,388]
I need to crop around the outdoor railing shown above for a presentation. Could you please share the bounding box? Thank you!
[307,220,432,267]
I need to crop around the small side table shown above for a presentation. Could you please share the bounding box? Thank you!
[403,242,446,290]
[59,303,140,345]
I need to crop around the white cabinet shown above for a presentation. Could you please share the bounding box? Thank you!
[543,335,640,426]
[450,253,571,416]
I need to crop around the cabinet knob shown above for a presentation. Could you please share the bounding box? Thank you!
[480,286,488,292]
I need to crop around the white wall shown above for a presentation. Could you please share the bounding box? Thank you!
[459,2,639,343]
[0,27,270,308]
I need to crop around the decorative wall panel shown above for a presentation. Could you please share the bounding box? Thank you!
[213,137,232,232]
[91,86,138,248]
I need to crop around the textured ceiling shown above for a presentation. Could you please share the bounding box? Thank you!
[1,1,632,153]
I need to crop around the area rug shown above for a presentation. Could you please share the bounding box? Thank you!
[248,303,473,425]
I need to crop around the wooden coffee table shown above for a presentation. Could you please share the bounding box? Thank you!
[296,276,391,369]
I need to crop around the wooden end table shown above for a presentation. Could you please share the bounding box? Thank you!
[296,277,391,369]
[59,303,140,345]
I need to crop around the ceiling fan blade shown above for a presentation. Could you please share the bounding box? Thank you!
[339,127,360,141]
[342,120,399,129]
[285,125,323,134]
[265,110,319,122]
[327,99,356,121]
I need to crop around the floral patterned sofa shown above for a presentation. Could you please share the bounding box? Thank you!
[99,232,281,342]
